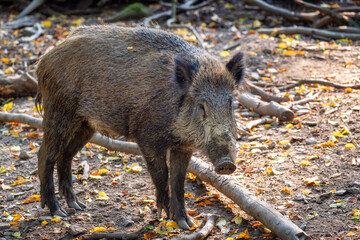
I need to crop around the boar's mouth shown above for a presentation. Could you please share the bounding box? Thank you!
[214,156,236,175]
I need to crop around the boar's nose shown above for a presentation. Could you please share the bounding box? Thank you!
[215,156,236,175]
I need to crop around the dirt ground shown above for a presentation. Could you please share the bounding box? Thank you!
[1,3,360,240]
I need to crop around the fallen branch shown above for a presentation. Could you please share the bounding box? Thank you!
[0,15,39,29]
[237,92,294,122]
[245,117,275,130]
[188,158,311,240]
[243,0,318,21]
[278,79,360,91]
[245,81,289,103]
[286,91,322,110]
[0,113,311,239]
[258,27,360,40]
[295,0,359,27]
[172,214,219,240]
[16,0,46,19]
[143,10,172,26]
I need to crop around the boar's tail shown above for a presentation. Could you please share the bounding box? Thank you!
[34,92,43,117]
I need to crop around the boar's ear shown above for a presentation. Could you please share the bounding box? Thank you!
[173,55,196,89]
[226,52,245,85]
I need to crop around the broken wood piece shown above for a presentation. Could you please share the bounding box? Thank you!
[0,73,38,98]
[80,161,90,181]
[83,231,143,240]
[258,27,360,40]
[237,92,294,122]
[172,214,219,240]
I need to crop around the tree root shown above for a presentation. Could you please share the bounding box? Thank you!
[172,214,219,240]
[0,113,311,240]
[278,79,360,91]
[237,92,294,122]
[258,27,360,40]
[16,0,46,19]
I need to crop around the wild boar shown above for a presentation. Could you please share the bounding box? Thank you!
[35,26,244,229]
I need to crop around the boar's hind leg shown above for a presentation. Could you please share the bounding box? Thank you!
[169,149,195,230]
[142,150,170,219]
[57,122,94,211]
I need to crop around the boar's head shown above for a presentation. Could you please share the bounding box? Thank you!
[173,52,244,175]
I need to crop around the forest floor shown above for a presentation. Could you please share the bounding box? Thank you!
[1,2,360,240]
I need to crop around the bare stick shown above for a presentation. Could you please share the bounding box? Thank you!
[0,113,311,239]
[83,231,142,240]
[258,27,360,40]
[165,0,204,48]
[237,92,294,122]
[278,79,360,91]
[188,157,311,240]
[16,0,46,19]
[80,161,90,181]
[143,10,172,26]
[295,0,359,27]
[242,0,318,21]
[245,117,275,130]
[161,0,215,11]
[172,214,219,240]
[21,23,44,42]
[245,81,289,103]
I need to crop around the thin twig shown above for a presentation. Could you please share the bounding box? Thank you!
[286,91,322,109]
[161,0,215,11]
[245,117,275,131]
[143,10,172,26]
[278,79,360,91]
[246,81,289,103]
[258,27,360,40]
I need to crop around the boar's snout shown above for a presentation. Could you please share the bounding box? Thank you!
[215,156,236,175]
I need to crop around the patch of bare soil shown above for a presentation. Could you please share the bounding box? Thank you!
[1,10,360,240]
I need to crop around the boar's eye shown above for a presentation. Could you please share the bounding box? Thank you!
[198,103,207,119]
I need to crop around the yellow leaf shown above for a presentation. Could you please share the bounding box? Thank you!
[127,46,133,50]
[184,193,194,198]
[5,67,15,74]
[278,140,290,145]
[4,102,13,111]
[33,105,43,112]
[231,216,243,225]
[281,187,292,194]
[90,227,107,232]
[285,123,293,129]
[187,172,196,180]
[13,214,23,221]
[0,58,10,64]
[297,50,305,55]
[51,218,61,222]
[345,61,352,67]
[144,232,157,239]
[345,88,352,93]
[98,169,109,174]
[166,221,179,229]
[176,29,189,35]
[72,18,84,25]
[237,228,253,239]
[41,221,48,226]
[219,51,230,57]
[283,92,290,97]
[299,161,311,166]
[283,50,296,56]
[96,191,110,201]
[41,21,52,28]
[304,177,320,186]
[278,42,287,49]
[345,143,355,149]
[253,19,261,27]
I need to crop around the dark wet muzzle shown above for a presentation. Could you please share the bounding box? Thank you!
[215,156,236,174]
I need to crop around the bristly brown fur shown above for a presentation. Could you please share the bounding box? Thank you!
[35,25,245,228]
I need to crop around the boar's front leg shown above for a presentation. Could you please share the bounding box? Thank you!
[142,150,170,218]
[169,149,195,230]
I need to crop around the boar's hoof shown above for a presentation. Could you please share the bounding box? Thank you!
[215,160,236,175]
[68,200,86,210]
[54,208,68,217]
[177,218,195,230]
